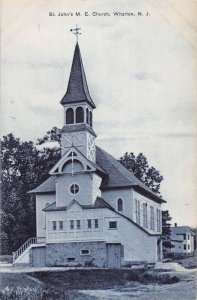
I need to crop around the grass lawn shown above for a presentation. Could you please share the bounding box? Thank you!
[174,255,197,269]
[0,255,13,263]
[0,269,190,300]
[0,272,40,288]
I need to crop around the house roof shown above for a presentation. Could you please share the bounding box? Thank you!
[28,146,165,203]
[171,226,195,236]
[60,42,96,109]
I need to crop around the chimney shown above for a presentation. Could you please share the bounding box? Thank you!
[175,223,177,227]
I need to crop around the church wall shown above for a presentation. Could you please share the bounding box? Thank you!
[36,194,55,238]
[46,208,104,243]
[133,191,162,234]
[46,207,159,263]
[101,188,133,220]
[118,220,158,263]
[101,208,158,263]
[92,173,102,200]
[56,173,93,207]
[56,172,101,207]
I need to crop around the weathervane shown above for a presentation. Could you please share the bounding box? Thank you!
[70,25,81,42]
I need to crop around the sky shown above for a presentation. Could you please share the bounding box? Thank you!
[1,0,197,226]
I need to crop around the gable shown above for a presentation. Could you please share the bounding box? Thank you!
[49,147,98,175]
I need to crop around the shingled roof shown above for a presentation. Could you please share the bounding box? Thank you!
[171,226,195,236]
[96,147,165,203]
[60,42,96,109]
[28,146,165,203]
[28,176,56,194]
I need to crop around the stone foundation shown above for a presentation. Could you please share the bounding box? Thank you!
[45,241,106,267]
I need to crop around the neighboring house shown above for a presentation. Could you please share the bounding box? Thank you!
[13,41,166,268]
[170,224,195,255]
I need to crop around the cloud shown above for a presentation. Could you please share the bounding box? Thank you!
[134,72,151,81]
[158,133,196,139]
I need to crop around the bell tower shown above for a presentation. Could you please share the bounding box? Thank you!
[60,41,96,162]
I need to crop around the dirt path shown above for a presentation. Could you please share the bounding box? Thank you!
[79,271,196,300]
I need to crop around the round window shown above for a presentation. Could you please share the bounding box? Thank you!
[70,183,79,195]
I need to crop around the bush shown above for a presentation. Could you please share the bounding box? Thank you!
[0,255,13,263]
[0,286,66,300]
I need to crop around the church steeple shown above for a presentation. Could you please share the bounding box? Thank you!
[61,42,96,109]
[60,41,97,162]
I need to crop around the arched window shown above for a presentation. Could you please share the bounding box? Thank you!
[66,108,74,124]
[76,107,84,123]
[86,108,89,124]
[89,111,92,127]
[117,198,123,211]
[62,159,84,173]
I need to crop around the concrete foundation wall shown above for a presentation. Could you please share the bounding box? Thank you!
[45,241,106,267]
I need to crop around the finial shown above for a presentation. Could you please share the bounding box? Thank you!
[70,25,81,42]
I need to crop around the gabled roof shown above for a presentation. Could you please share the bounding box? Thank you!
[28,176,56,194]
[49,146,106,176]
[60,42,96,109]
[171,226,195,236]
[29,146,165,203]
[96,146,165,203]
[43,197,114,212]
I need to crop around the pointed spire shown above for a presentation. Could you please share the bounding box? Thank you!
[61,42,96,108]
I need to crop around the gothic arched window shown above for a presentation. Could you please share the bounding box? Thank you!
[76,107,84,123]
[86,108,89,124]
[66,108,74,124]
[89,111,92,127]
[117,198,123,211]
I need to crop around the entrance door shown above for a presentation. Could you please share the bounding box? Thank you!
[32,247,46,267]
[106,243,121,268]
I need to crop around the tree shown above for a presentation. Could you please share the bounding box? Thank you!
[162,210,173,250]
[37,127,61,145]
[0,131,61,254]
[1,134,38,253]
[119,152,163,195]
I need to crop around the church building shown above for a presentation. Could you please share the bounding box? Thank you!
[13,39,166,268]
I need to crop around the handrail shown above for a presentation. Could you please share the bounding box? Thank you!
[12,237,46,263]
